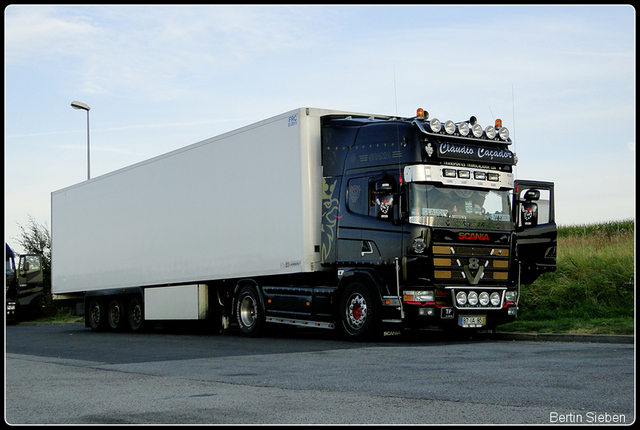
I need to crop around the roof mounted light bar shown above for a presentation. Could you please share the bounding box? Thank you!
[412,108,511,143]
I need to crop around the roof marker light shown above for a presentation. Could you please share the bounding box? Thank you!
[417,108,424,118]
[495,118,503,128]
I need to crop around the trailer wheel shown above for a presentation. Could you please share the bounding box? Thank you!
[127,296,145,333]
[107,298,126,331]
[236,285,263,337]
[339,282,378,341]
[88,298,106,331]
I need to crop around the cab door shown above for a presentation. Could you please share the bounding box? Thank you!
[17,254,44,298]
[513,180,557,284]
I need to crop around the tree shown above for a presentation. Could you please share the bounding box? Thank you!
[15,215,51,262]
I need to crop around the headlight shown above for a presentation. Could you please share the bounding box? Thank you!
[403,290,434,302]
[505,291,518,302]
[467,291,478,306]
[456,291,467,306]
[479,292,490,306]
[490,292,501,306]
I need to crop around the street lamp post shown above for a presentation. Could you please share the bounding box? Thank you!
[71,101,91,180]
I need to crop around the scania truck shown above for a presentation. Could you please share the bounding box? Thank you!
[51,107,556,340]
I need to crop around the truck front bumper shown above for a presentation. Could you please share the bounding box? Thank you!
[400,302,518,329]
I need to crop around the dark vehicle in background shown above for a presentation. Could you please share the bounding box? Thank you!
[6,243,44,323]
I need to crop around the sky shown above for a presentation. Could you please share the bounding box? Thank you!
[4,5,636,254]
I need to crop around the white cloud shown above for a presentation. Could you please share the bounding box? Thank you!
[5,6,100,62]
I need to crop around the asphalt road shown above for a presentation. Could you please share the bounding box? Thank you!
[5,323,635,425]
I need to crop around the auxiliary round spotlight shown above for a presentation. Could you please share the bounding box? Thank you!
[472,123,483,138]
[479,292,490,306]
[444,120,456,135]
[499,127,510,141]
[485,125,496,140]
[458,122,470,136]
[468,291,478,306]
[456,291,467,306]
[490,292,501,306]
[429,118,442,133]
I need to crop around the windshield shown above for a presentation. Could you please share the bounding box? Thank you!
[409,184,512,228]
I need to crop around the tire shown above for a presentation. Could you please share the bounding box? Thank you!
[339,281,379,341]
[87,298,106,331]
[127,296,146,333]
[107,298,127,331]
[235,285,264,337]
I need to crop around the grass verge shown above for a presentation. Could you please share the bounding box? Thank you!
[500,220,634,335]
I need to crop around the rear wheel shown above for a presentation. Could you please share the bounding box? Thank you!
[235,285,264,337]
[87,298,106,331]
[107,298,127,331]
[127,296,146,333]
[339,281,379,341]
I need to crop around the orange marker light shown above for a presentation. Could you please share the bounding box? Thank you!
[495,118,503,128]
[416,108,424,118]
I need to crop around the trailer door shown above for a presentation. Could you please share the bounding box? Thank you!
[513,180,557,284]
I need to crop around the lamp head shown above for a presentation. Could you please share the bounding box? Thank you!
[71,101,90,111]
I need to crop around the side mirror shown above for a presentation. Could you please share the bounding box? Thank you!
[523,189,540,202]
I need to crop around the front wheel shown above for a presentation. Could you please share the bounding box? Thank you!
[235,285,264,337]
[339,282,379,341]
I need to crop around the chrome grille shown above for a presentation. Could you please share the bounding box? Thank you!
[432,243,510,285]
